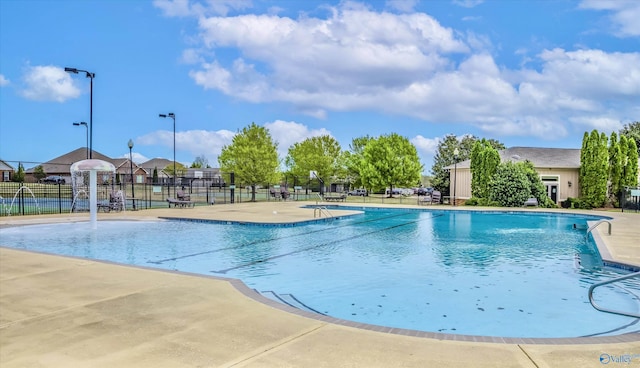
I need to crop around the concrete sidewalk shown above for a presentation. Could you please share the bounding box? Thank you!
[1,203,639,367]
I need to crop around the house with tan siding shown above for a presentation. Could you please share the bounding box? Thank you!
[0,159,15,182]
[448,147,582,205]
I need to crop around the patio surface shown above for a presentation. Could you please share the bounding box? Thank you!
[1,202,639,367]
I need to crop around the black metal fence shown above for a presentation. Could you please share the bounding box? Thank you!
[621,186,640,213]
[0,180,323,216]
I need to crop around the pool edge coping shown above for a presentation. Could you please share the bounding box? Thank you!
[2,247,637,346]
[2,205,638,345]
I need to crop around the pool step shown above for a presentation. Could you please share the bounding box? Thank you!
[259,290,326,315]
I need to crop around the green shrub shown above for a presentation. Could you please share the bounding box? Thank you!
[465,197,479,206]
[489,162,531,207]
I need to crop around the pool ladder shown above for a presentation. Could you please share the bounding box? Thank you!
[585,219,611,240]
[314,194,334,219]
[588,271,640,318]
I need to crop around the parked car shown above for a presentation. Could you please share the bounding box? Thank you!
[415,187,433,196]
[348,189,368,196]
[42,175,66,184]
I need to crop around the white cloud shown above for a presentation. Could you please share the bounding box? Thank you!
[580,0,640,37]
[411,135,440,155]
[121,152,150,164]
[170,2,640,142]
[154,0,252,17]
[136,121,329,165]
[180,48,204,64]
[264,120,332,158]
[568,116,624,132]
[452,0,484,8]
[0,74,9,86]
[385,0,418,13]
[20,65,81,102]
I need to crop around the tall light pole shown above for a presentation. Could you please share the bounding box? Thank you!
[65,67,95,159]
[128,139,136,210]
[453,148,459,206]
[158,112,176,197]
[73,121,88,159]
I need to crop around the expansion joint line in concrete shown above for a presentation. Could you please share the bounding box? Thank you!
[222,324,327,367]
[517,344,540,368]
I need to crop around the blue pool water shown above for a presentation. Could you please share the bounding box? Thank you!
[1,208,638,338]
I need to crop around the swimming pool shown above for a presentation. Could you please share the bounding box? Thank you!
[1,208,638,339]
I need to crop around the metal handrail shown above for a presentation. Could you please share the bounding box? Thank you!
[314,206,334,219]
[586,219,611,240]
[588,271,640,318]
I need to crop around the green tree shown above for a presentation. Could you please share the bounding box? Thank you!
[489,162,530,207]
[579,130,609,208]
[191,155,209,168]
[620,121,640,155]
[623,137,639,187]
[470,139,500,199]
[33,165,46,182]
[285,135,343,191]
[218,123,280,201]
[152,167,159,184]
[164,162,187,178]
[608,132,623,206]
[343,135,373,190]
[431,135,504,195]
[12,163,25,182]
[360,133,422,197]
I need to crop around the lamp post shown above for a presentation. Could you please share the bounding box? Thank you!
[128,139,136,210]
[158,113,176,197]
[65,67,95,159]
[73,122,88,159]
[453,148,459,206]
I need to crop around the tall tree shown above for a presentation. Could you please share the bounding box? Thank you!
[608,132,623,205]
[343,135,373,189]
[285,135,343,190]
[218,123,280,201]
[579,130,609,208]
[470,139,500,199]
[431,134,504,195]
[620,121,640,155]
[623,137,639,188]
[12,163,25,182]
[361,133,422,197]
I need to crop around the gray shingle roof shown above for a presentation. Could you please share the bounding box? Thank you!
[449,147,581,169]
[25,148,113,174]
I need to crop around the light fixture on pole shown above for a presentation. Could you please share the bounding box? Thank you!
[158,112,176,197]
[73,122,88,159]
[65,67,95,159]
[128,139,136,210]
[453,148,459,206]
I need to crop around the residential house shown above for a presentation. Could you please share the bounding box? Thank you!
[23,148,144,185]
[448,147,582,205]
[139,158,174,185]
[0,159,15,182]
[111,158,147,185]
[24,148,113,183]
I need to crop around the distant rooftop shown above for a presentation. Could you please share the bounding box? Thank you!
[449,147,581,169]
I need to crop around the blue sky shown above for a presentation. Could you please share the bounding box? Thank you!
[1,0,638,174]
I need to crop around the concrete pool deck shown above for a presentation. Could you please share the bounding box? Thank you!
[1,202,638,367]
